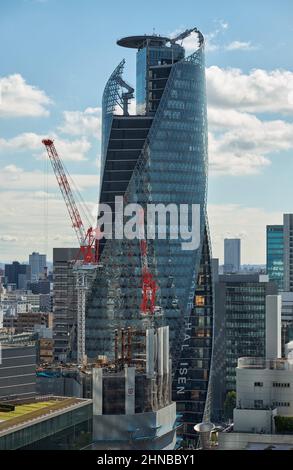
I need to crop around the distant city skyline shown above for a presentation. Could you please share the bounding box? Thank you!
[0,0,293,264]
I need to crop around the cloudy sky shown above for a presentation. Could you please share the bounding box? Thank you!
[1,0,293,264]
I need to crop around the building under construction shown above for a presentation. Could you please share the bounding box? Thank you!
[90,324,177,450]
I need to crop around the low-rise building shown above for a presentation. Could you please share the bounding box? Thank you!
[0,396,92,450]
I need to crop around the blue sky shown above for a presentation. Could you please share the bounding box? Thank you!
[1,0,293,263]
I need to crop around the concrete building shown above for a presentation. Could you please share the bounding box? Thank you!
[224,239,241,274]
[90,325,177,450]
[0,343,36,400]
[15,311,52,334]
[218,294,293,450]
[29,252,47,282]
[53,248,80,362]
[281,292,293,356]
[212,274,278,421]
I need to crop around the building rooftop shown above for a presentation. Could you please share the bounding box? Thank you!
[117,35,170,49]
[0,396,92,435]
[238,357,293,371]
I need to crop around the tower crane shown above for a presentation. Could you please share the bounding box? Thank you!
[42,138,99,365]
[138,209,158,316]
[42,139,99,264]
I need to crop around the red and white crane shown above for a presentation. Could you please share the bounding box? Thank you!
[42,139,99,264]
[138,209,158,316]
[42,138,99,365]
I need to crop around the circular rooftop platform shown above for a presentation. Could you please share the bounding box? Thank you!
[117,35,170,49]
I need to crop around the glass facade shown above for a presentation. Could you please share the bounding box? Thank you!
[0,403,92,450]
[86,31,213,444]
[266,225,284,291]
[212,274,278,420]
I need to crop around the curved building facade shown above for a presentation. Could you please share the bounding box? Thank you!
[86,30,214,444]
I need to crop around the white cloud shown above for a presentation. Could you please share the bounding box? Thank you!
[59,106,102,137]
[0,189,98,262]
[206,66,293,114]
[0,74,52,118]
[0,132,91,161]
[0,235,18,242]
[208,117,293,175]
[0,165,99,191]
[225,40,256,51]
[206,66,293,175]
[208,204,282,264]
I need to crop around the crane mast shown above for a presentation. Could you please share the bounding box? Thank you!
[138,209,158,315]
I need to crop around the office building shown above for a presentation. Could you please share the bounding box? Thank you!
[218,295,293,450]
[4,262,31,290]
[266,225,284,291]
[283,214,293,292]
[86,28,213,444]
[212,274,278,420]
[53,248,80,362]
[29,252,47,282]
[224,239,241,274]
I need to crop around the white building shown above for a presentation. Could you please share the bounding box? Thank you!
[218,294,293,449]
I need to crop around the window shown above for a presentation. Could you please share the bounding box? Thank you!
[272,401,290,407]
[254,400,264,409]
[254,382,263,387]
[272,382,290,388]
[195,295,205,306]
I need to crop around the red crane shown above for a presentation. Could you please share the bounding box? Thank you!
[138,209,158,315]
[42,139,98,264]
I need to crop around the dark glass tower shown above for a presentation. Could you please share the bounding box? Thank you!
[86,30,214,444]
[266,225,284,291]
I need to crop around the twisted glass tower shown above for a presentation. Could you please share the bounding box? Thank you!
[86,30,214,444]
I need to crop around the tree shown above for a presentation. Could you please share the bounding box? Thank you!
[224,391,236,421]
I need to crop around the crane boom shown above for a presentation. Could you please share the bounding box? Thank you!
[42,139,98,264]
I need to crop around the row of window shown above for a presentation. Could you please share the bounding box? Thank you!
[254,382,290,388]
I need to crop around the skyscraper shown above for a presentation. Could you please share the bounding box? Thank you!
[283,214,293,292]
[29,252,47,282]
[224,238,241,273]
[86,29,213,443]
[266,225,284,291]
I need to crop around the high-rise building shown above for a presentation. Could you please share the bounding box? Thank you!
[212,273,278,420]
[4,262,31,290]
[29,252,47,282]
[266,225,284,291]
[53,248,80,362]
[86,29,213,444]
[283,214,293,292]
[224,239,241,273]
